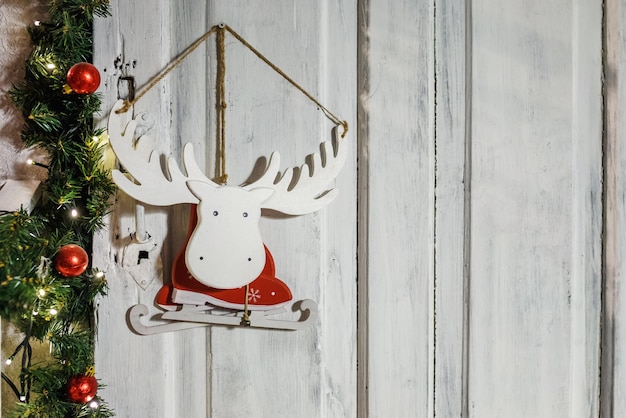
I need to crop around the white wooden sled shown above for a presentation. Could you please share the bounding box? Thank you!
[127,299,318,334]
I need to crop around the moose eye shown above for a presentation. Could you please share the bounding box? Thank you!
[213,211,219,216]
[243,212,248,218]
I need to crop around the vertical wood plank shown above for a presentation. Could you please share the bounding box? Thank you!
[203,2,357,417]
[319,3,358,416]
[467,1,603,416]
[166,2,212,415]
[433,0,469,416]
[93,1,210,416]
[356,0,370,416]
[569,2,603,415]
[360,0,435,416]
[603,0,626,415]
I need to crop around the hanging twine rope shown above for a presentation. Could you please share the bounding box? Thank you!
[222,25,348,137]
[115,24,348,137]
[215,26,228,184]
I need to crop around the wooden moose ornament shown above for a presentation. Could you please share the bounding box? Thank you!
[108,100,347,332]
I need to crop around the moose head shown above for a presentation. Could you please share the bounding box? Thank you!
[107,100,347,290]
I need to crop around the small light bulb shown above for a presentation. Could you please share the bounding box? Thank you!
[96,271,105,279]
[49,308,58,315]
[89,400,99,409]
[5,358,12,365]
[70,208,78,217]
[45,62,56,70]
[19,395,26,402]
[38,288,46,297]
[34,20,41,26]
[32,310,38,316]
[92,135,99,142]
[27,159,49,169]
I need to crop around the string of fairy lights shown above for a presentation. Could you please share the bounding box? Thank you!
[1,0,115,416]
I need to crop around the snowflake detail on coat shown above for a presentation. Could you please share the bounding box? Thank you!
[248,288,261,303]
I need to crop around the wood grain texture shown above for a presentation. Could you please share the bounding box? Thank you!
[433,0,469,416]
[88,1,611,417]
[603,0,626,415]
[359,0,435,416]
[93,1,210,416]
[468,1,602,416]
[569,2,603,416]
[204,2,356,417]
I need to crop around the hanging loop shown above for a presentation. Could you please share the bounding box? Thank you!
[117,76,135,102]
[222,24,349,137]
[114,23,347,136]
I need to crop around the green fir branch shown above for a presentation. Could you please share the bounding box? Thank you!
[1,0,115,415]
[27,102,63,133]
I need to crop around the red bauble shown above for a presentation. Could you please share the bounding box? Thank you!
[55,244,89,277]
[66,63,101,94]
[66,374,98,404]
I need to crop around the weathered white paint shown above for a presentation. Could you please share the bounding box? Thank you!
[460,1,602,416]
[465,1,602,417]
[94,2,210,417]
[0,0,617,416]
[603,0,626,416]
[433,0,470,416]
[358,0,435,417]
[89,1,617,418]
[361,0,604,416]
[199,3,357,417]
[569,2,603,415]
[0,0,620,415]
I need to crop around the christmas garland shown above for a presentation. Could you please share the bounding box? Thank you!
[1,0,115,416]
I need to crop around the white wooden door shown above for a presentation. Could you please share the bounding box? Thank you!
[91,1,621,417]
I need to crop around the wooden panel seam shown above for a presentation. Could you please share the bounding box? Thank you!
[356,0,370,416]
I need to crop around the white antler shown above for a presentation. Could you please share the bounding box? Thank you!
[107,100,217,206]
[108,99,347,214]
[244,126,347,215]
